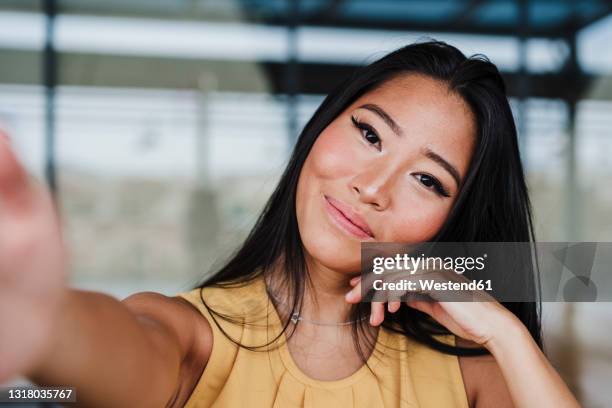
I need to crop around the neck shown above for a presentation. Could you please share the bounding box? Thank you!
[266,254,361,325]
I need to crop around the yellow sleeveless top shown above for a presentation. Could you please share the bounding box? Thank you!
[176,275,469,408]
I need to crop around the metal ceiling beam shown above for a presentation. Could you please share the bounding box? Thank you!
[43,0,57,196]
[1,1,606,39]
[261,15,582,39]
[261,61,594,101]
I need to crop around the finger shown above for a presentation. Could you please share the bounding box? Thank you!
[388,300,401,313]
[345,279,363,303]
[0,136,35,215]
[349,275,361,286]
[369,302,385,326]
[406,299,435,316]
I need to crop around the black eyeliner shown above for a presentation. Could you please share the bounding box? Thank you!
[351,115,381,148]
[351,115,377,135]
[430,176,451,197]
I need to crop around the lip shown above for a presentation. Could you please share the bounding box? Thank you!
[323,195,374,239]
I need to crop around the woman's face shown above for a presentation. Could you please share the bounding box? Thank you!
[295,74,476,274]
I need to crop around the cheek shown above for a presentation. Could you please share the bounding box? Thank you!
[307,124,361,180]
[294,124,365,272]
[386,194,453,242]
[296,123,361,221]
[297,125,354,212]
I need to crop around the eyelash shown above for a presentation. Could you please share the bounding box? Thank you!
[350,115,450,198]
[415,174,450,197]
[351,115,381,149]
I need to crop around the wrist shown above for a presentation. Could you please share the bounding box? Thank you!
[483,309,530,356]
[26,288,73,380]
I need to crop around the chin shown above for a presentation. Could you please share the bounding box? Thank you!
[300,223,362,274]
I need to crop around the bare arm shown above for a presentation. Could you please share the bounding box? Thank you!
[416,302,580,408]
[457,317,579,408]
[482,317,580,408]
[26,289,212,408]
[0,133,212,407]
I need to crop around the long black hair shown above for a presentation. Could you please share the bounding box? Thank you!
[194,39,542,358]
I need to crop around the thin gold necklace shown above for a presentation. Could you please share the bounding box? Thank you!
[266,288,368,327]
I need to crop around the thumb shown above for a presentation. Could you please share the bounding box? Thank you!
[0,134,36,216]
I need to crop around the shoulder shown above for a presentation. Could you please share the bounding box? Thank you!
[122,291,213,359]
[168,277,269,349]
[122,291,214,408]
[456,337,514,408]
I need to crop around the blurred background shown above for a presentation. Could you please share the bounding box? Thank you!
[0,0,611,406]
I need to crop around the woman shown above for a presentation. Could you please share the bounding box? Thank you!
[0,40,579,407]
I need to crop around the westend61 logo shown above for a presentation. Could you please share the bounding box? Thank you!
[372,253,487,275]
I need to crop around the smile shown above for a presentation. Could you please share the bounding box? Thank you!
[323,195,374,239]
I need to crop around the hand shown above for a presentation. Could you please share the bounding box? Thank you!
[0,133,68,383]
[344,270,519,347]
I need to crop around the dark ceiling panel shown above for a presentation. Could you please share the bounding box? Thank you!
[1,0,610,37]
[261,60,595,100]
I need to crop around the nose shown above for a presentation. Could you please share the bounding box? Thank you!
[350,160,396,210]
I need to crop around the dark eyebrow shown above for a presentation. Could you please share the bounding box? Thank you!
[422,147,462,189]
[358,103,404,137]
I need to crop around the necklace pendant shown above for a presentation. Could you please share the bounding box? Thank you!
[290,312,300,324]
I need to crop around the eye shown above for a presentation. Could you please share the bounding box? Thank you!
[351,115,381,150]
[415,174,450,197]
